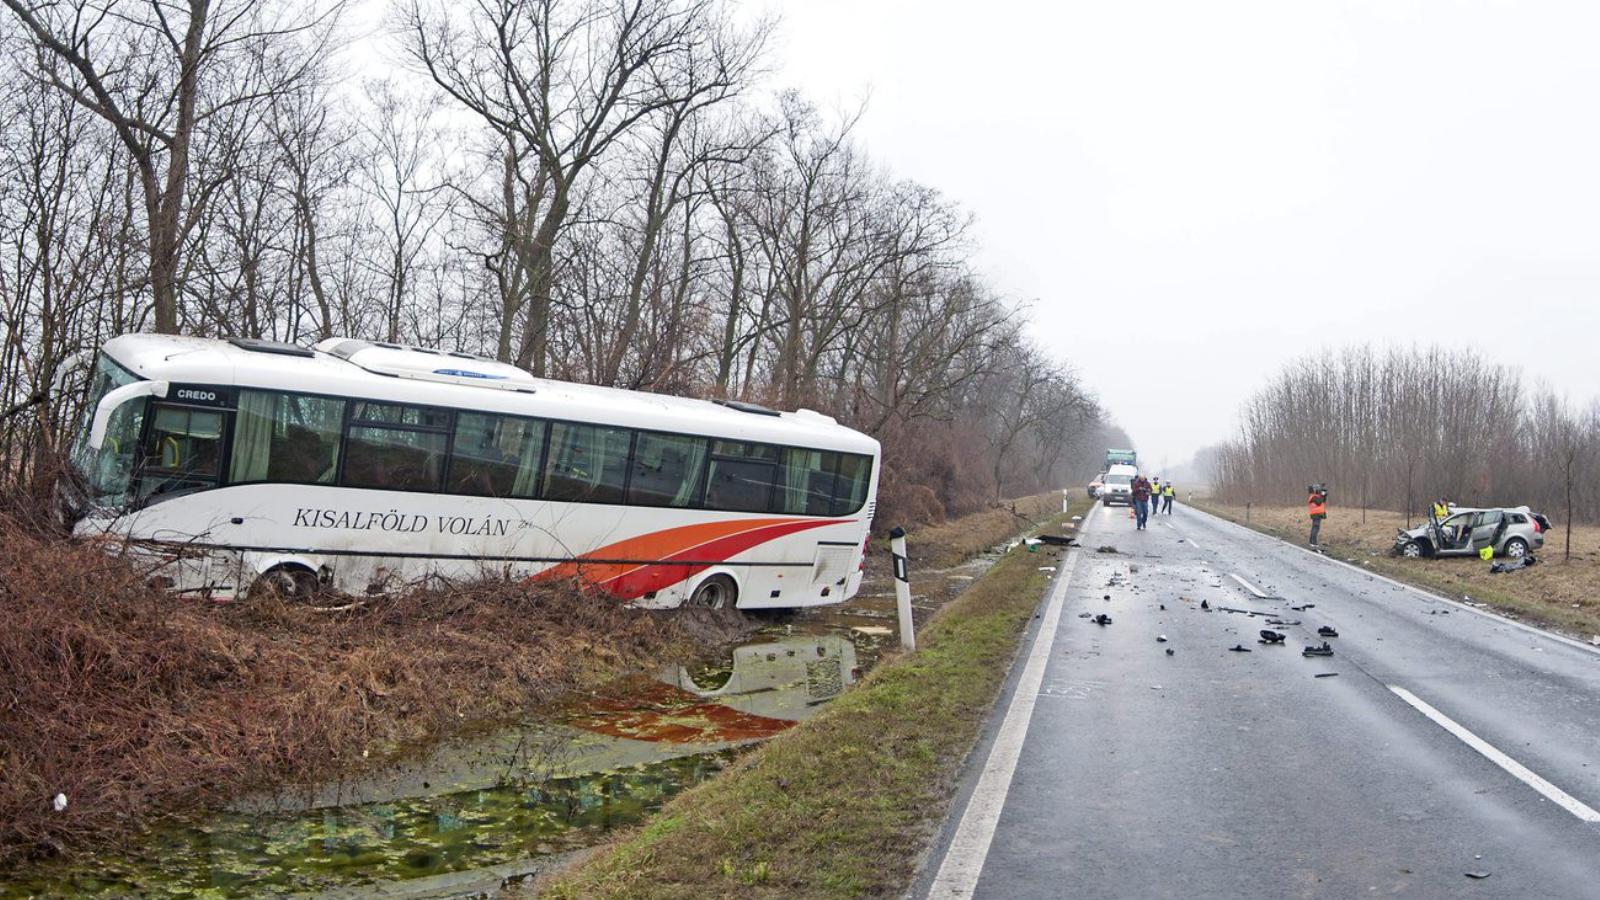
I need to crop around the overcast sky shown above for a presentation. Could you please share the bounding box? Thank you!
[754,0,1600,471]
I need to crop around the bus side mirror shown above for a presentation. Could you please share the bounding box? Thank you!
[87,381,169,450]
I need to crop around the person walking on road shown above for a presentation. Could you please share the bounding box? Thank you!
[1308,485,1329,549]
[1162,481,1175,514]
[1132,475,1153,530]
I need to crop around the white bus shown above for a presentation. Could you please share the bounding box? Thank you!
[67,334,878,609]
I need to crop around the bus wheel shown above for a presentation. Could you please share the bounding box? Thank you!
[251,565,319,602]
[686,575,736,610]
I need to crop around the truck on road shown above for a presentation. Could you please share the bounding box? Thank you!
[1104,448,1136,470]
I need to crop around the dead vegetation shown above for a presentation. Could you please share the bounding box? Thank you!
[0,515,741,869]
[895,491,1064,569]
[1197,500,1600,639]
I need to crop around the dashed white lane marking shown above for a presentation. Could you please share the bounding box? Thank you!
[1228,572,1266,598]
[1388,685,1600,822]
[927,530,1089,896]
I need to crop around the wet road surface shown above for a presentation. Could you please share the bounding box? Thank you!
[921,502,1600,899]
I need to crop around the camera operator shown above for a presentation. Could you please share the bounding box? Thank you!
[1307,484,1329,549]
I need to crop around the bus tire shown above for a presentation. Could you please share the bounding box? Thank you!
[251,565,319,602]
[686,574,736,610]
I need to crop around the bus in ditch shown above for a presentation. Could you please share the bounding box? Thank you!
[66,334,879,609]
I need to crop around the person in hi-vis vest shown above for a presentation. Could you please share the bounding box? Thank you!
[1307,486,1329,547]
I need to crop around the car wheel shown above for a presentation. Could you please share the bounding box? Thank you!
[1504,538,1528,559]
[1400,541,1423,559]
[686,575,736,610]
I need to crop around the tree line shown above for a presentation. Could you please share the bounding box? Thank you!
[0,0,1123,526]
[1208,344,1599,542]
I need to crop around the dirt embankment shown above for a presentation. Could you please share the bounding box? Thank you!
[0,519,749,869]
[1196,500,1600,640]
[891,491,1066,569]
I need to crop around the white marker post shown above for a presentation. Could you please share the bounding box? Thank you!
[1062,487,1069,514]
[890,526,915,650]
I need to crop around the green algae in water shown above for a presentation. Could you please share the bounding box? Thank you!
[5,751,734,898]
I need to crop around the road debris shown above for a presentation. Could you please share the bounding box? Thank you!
[1228,644,1252,652]
[1317,626,1339,638]
[1488,554,1537,574]
[1078,612,1092,619]
[1289,603,1317,611]
[1314,672,1339,678]
[1464,872,1491,880]
[1092,614,1113,626]
[51,793,67,813]
[1038,566,1057,572]
[1156,635,1168,642]
[1258,630,1285,644]
[1303,642,1335,657]
[1096,545,1120,554]
[1200,599,1211,611]
[1218,606,1275,616]
[1037,534,1078,547]
[1265,618,1302,626]
[1165,648,1175,656]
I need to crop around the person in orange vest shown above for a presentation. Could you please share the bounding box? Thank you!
[1307,484,1329,549]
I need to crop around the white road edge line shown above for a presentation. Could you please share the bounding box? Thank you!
[1387,685,1600,822]
[927,530,1088,896]
[1228,572,1266,598]
[1194,508,1600,658]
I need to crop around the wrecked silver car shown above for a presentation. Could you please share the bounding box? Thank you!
[1393,506,1549,559]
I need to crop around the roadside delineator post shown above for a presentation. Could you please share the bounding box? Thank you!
[890,526,915,651]
[1062,488,1069,514]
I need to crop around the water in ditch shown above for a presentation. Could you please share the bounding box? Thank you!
[4,545,1018,898]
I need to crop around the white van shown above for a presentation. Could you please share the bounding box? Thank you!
[1100,464,1139,506]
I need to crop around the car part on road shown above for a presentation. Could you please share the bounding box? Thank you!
[1200,599,1210,610]
[1314,672,1339,678]
[1092,614,1112,626]
[1096,545,1119,554]
[1303,642,1335,657]
[1318,626,1339,638]
[1165,648,1175,656]
[1266,618,1302,626]
[1465,872,1491,880]
[1290,603,1316,611]
[1228,644,1252,652]
[1259,630,1285,644]
[1156,635,1168,642]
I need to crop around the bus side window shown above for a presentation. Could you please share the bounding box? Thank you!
[831,454,872,516]
[778,449,838,516]
[450,412,546,498]
[139,405,224,500]
[544,422,632,504]
[706,440,779,513]
[627,432,708,507]
[230,390,345,485]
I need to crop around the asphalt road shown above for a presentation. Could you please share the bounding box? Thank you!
[918,501,1600,899]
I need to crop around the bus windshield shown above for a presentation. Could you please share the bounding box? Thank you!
[72,353,145,506]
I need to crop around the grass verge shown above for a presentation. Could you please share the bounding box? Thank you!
[888,491,1068,570]
[1193,499,1600,641]
[539,496,1093,899]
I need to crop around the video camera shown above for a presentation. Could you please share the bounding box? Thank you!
[1307,483,1329,500]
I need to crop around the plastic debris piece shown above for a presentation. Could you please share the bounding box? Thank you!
[1157,635,1168,642]
[1092,613,1113,626]
[1228,644,1252,652]
[1078,612,1092,619]
[1464,872,1491,880]
[1200,599,1211,610]
[1303,642,1335,657]
[1314,672,1339,678]
[1165,648,1175,656]
[1258,629,1286,644]
[1159,603,1166,610]
[1104,594,1111,600]
[51,793,67,812]
[1097,545,1120,554]
[1317,625,1339,638]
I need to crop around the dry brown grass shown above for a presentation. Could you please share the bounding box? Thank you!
[0,515,737,869]
[1196,500,1600,640]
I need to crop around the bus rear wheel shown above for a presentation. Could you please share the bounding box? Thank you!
[251,565,319,602]
[686,575,736,610]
